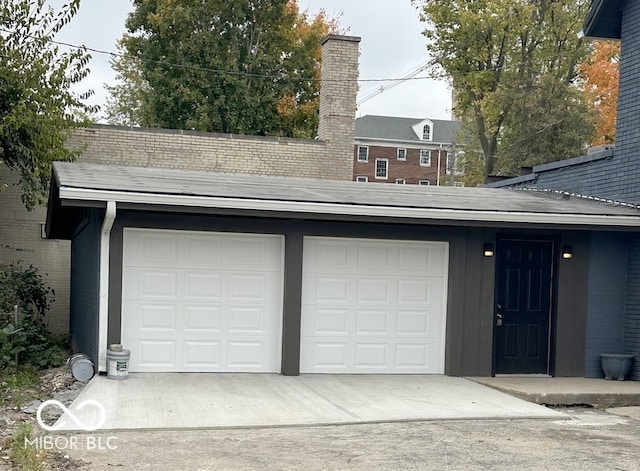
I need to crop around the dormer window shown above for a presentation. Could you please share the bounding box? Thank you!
[422,124,431,141]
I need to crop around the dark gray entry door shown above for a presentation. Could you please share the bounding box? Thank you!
[495,239,553,374]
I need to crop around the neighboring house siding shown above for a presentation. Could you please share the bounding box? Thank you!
[69,209,102,363]
[624,236,640,381]
[353,145,447,184]
[0,166,71,333]
[584,232,628,377]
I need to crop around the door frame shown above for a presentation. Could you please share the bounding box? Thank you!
[491,235,559,376]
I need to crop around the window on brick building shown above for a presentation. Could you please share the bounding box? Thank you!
[395,178,406,184]
[397,148,407,161]
[357,146,369,162]
[375,159,388,179]
[420,150,431,166]
[356,176,368,182]
[419,180,430,186]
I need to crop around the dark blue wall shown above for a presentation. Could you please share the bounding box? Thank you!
[584,232,628,377]
[70,209,103,366]
[624,236,640,380]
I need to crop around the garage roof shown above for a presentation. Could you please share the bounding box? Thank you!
[46,162,640,239]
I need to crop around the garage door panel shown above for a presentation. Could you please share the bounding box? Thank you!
[227,306,269,333]
[312,242,350,270]
[136,340,177,368]
[396,310,429,335]
[312,342,348,369]
[357,245,391,270]
[308,308,350,334]
[121,302,178,331]
[124,232,178,265]
[228,342,267,368]
[122,229,283,373]
[184,306,221,332]
[354,343,388,368]
[229,274,267,301]
[184,236,222,265]
[122,269,178,299]
[184,273,222,299]
[395,344,428,368]
[356,278,390,303]
[355,310,389,334]
[183,341,220,367]
[228,237,279,266]
[313,277,349,302]
[301,237,448,374]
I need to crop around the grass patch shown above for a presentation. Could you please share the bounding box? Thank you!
[0,365,41,408]
[6,423,48,471]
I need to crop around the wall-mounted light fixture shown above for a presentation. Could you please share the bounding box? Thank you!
[562,245,573,259]
[483,243,495,257]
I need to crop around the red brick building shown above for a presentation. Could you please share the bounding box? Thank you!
[353,115,461,186]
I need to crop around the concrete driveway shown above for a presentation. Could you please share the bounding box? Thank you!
[50,374,563,431]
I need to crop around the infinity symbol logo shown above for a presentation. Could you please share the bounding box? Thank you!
[37,399,106,431]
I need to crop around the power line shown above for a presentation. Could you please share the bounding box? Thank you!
[48,38,439,85]
[357,61,430,105]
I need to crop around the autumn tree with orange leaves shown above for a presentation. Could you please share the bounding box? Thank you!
[580,41,620,145]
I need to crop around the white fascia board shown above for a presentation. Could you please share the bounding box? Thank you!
[58,186,640,228]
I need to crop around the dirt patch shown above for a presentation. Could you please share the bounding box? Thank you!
[0,366,90,470]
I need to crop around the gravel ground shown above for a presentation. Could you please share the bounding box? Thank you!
[0,366,88,470]
[62,408,640,470]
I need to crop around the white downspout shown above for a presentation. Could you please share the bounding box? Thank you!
[98,201,117,372]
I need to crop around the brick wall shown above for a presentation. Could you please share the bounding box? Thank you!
[66,125,336,179]
[0,167,71,333]
[0,35,361,332]
[318,35,360,179]
[353,146,448,184]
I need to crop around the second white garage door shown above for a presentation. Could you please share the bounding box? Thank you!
[121,229,283,373]
[300,237,448,374]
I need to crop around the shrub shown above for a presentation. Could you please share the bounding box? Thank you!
[0,263,66,370]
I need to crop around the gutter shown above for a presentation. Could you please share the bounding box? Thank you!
[58,187,640,228]
[98,201,116,372]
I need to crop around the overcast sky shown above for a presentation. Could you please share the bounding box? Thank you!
[51,0,452,122]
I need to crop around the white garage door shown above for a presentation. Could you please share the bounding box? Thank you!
[300,237,448,374]
[121,229,283,372]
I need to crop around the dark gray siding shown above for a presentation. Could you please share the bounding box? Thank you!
[584,232,628,377]
[69,209,102,366]
[555,232,590,377]
[615,0,640,204]
[624,236,640,380]
[102,210,594,376]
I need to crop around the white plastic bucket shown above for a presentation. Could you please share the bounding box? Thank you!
[106,344,131,380]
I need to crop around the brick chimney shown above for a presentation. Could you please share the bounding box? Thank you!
[318,35,361,178]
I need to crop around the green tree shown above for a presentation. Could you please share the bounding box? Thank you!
[0,0,96,209]
[107,0,338,138]
[415,0,594,179]
[104,39,149,127]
